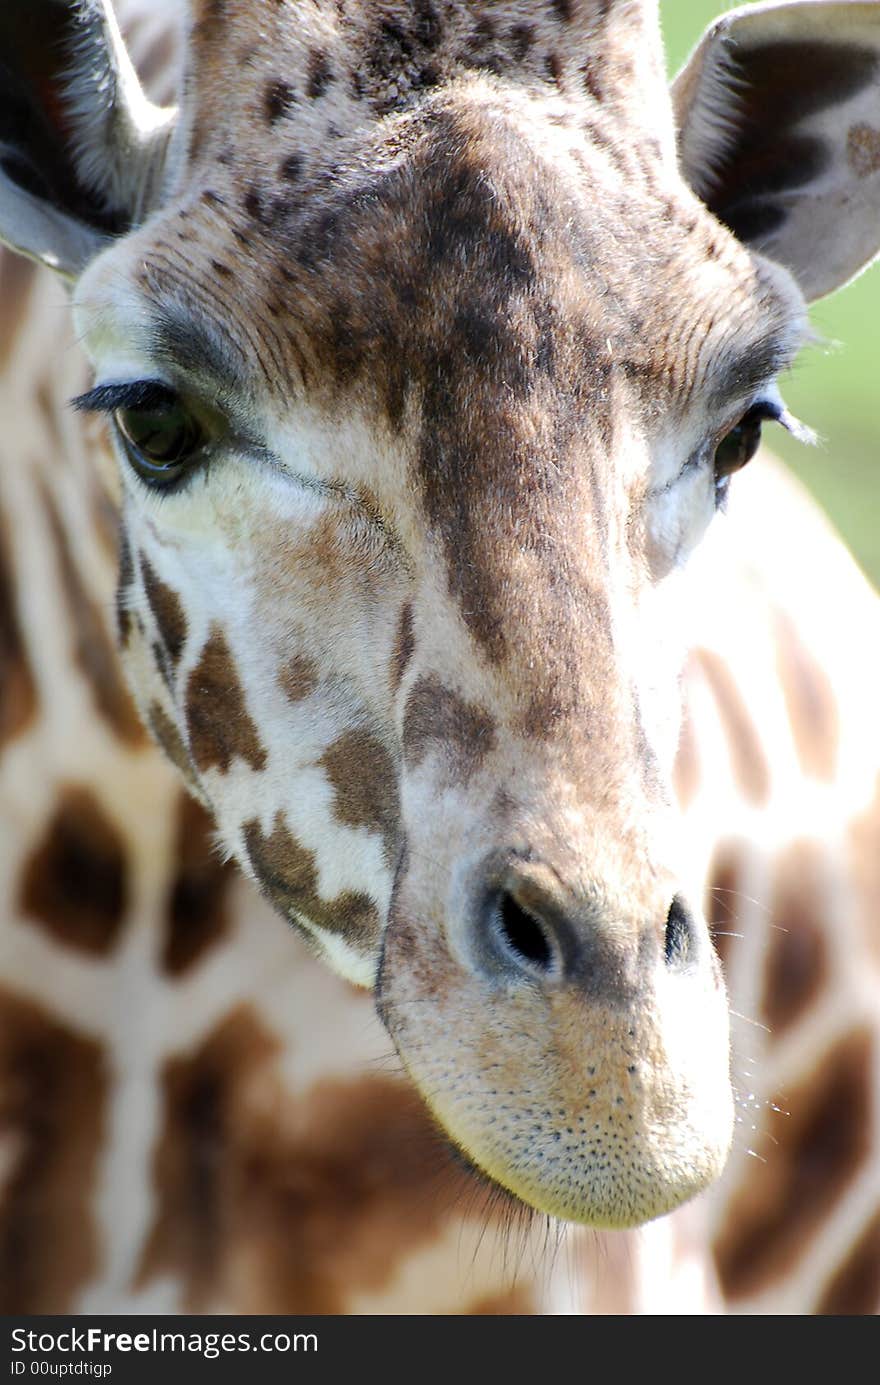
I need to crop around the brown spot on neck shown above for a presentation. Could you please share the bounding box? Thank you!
[693,647,770,805]
[846,771,880,965]
[19,786,129,956]
[760,841,829,1039]
[319,727,400,867]
[136,1008,476,1312]
[0,987,107,1311]
[774,610,839,781]
[243,813,379,951]
[0,505,37,750]
[185,624,268,774]
[402,676,496,781]
[0,250,35,371]
[704,844,746,975]
[714,1029,874,1300]
[816,1207,880,1314]
[42,488,146,747]
[162,794,234,976]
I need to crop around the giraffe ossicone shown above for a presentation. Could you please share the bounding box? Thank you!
[1,0,879,1239]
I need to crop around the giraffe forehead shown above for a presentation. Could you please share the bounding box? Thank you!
[155,94,763,414]
[101,0,779,418]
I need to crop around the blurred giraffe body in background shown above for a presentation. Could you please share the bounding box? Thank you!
[0,0,879,1313]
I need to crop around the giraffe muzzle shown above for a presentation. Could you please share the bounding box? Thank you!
[379,837,734,1226]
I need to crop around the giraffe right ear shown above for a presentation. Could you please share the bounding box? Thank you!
[672,1,880,302]
[0,0,175,280]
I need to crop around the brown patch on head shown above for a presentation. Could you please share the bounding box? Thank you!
[0,986,106,1311]
[264,77,295,125]
[390,601,415,691]
[19,787,129,956]
[714,1029,874,1300]
[306,48,334,100]
[42,489,145,746]
[145,700,201,794]
[161,794,234,977]
[136,1007,475,1312]
[774,610,839,780]
[319,728,400,867]
[816,1207,880,1315]
[0,249,35,370]
[117,528,136,646]
[185,624,267,774]
[403,676,496,781]
[704,844,745,974]
[141,555,188,678]
[0,506,37,749]
[243,813,379,950]
[846,771,880,964]
[693,648,770,804]
[279,652,319,703]
[760,841,829,1039]
[847,122,880,177]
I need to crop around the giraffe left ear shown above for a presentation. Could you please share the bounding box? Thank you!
[0,0,175,279]
[672,0,880,302]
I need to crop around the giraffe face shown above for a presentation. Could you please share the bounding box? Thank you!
[70,70,811,1222]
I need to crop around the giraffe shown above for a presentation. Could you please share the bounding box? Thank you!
[0,0,879,1315]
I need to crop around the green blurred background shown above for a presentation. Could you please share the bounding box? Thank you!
[662,1,879,586]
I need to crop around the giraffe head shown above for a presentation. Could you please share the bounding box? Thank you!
[2,0,879,1227]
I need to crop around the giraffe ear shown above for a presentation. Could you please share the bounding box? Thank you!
[671,1,880,302]
[0,0,175,279]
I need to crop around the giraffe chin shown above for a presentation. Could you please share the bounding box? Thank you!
[379,900,735,1228]
[426,1083,734,1229]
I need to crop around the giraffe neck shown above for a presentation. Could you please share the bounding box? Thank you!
[678,459,880,1313]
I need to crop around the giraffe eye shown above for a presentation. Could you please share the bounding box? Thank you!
[712,404,768,505]
[115,397,204,489]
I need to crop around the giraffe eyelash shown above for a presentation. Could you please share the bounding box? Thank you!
[751,386,817,448]
[70,379,180,415]
[774,405,817,447]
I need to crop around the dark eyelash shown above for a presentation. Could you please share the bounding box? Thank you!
[722,395,816,445]
[746,398,781,426]
[70,380,179,415]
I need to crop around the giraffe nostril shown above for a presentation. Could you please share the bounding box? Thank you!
[493,890,556,974]
[664,895,696,970]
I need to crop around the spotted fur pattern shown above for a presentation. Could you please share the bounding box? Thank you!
[1,0,879,1312]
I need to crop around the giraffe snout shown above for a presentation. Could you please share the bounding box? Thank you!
[380,830,733,1225]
